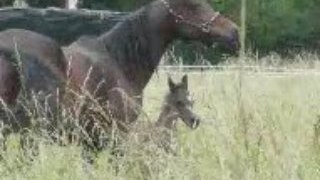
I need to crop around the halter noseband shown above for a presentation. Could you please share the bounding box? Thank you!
[160,0,220,33]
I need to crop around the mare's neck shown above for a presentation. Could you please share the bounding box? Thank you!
[98,1,174,93]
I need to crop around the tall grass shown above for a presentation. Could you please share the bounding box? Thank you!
[1,54,320,179]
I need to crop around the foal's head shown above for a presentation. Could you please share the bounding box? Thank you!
[159,0,239,52]
[157,75,200,129]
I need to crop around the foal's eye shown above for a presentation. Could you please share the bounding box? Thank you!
[176,101,184,106]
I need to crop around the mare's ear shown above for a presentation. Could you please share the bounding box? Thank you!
[168,76,176,92]
[182,74,188,89]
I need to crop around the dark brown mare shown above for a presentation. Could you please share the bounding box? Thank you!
[0,0,239,149]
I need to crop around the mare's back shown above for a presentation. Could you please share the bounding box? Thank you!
[64,35,108,60]
[62,35,125,95]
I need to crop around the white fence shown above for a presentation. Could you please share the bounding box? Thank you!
[158,65,320,76]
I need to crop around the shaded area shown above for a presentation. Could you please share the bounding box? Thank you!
[0,7,128,45]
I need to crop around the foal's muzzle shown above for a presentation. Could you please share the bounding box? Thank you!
[190,117,200,129]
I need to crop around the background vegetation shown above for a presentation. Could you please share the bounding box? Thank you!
[2,0,320,64]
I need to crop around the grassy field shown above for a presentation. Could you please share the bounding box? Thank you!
[1,56,320,180]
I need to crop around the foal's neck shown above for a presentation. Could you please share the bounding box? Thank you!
[156,104,178,130]
[98,1,174,92]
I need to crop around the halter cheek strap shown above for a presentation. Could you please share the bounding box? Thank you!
[200,12,220,33]
[160,0,220,33]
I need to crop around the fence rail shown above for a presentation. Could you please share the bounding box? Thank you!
[158,65,320,76]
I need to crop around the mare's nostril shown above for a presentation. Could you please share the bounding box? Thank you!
[233,31,239,43]
[228,29,240,52]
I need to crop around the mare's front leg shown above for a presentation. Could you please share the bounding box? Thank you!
[0,53,21,159]
[0,53,27,131]
[107,86,143,131]
[0,53,20,108]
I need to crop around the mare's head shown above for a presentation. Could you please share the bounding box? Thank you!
[159,75,200,129]
[159,0,239,52]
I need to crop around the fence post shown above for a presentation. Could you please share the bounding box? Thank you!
[66,0,78,9]
[240,0,247,58]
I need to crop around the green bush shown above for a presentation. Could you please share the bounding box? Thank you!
[244,0,320,52]
[210,0,320,54]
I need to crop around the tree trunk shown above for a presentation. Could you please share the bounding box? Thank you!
[0,7,128,45]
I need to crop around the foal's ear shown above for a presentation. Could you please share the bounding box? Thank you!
[168,76,176,92]
[182,74,188,89]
